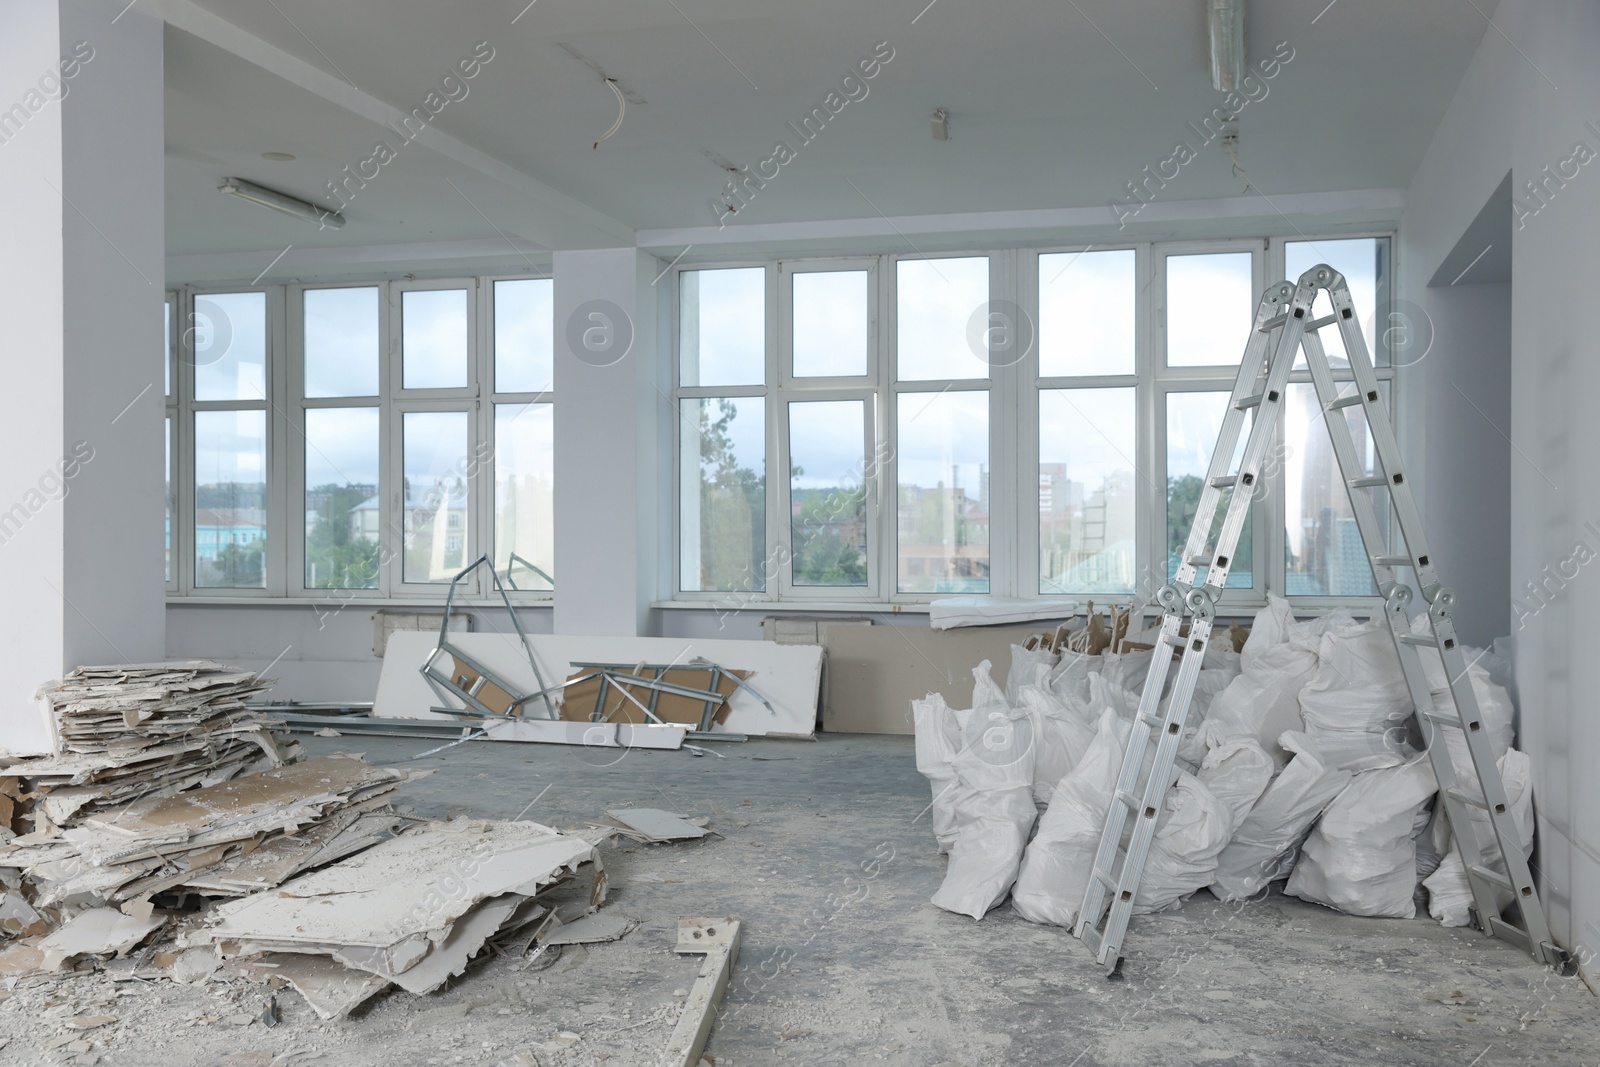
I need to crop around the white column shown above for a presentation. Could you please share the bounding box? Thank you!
[551,248,664,636]
[0,1,166,754]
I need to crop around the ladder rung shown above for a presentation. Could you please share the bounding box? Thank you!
[1469,864,1515,893]
[1210,475,1237,489]
[1136,714,1163,731]
[1349,475,1390,488]
[1258,312,1289,333]
[1305,313,1338,331]
[1235,393,1266,410]
[1485,916,1534,953]
[1444,787,1493,812]
[1160,631,1188,647]
[1420,710,1460,730]
[1328,393,1366,410]
[1093,869,1120,891]
[1397,634,1435,647]
[1185,554,1213,567]
[1372,555,1412,567]
[1115,789,1140,810]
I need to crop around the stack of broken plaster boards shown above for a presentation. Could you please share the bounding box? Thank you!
[181,818,605,1019]
[7,661,289,832]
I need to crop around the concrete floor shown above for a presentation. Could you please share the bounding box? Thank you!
[4,731,1597,1066]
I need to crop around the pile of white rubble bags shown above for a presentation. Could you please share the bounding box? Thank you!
[913,596,1534,932]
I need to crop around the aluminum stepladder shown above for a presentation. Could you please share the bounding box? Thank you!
[1071,264,1568,976]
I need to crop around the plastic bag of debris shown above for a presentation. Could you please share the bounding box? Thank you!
[1182,638,1319,769]
[1299,619,1412,749]
[912,692,972,854]
[1286,754,1438,918]
[1011,708,1131,927]
[1087,672,1141,723]
[1016,685,1096,805]
[1133,770,1234,914]
[1006,643,1058,705]
[1046,649,1102,705]
[1197,737,1275,829]
[1409,613,1516,778]
[1101,647,1156,696]
[1424,749,1534,927]
[931,674,1039,920]
[1210,732,1355,901]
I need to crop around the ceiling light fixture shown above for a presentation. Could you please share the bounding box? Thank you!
[931,108,949,141]
[219,177,344,229]
[259,151,296,162]
[1207,0,1246,92]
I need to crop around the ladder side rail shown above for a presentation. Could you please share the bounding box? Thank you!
[1315,269,1557,964]
[1073,609,1184,940]
[1172,290,1284,588]
[1090,623,1216,970]
[1198,282,1313,593]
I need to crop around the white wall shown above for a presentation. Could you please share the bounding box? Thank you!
[0,1,166,755]
[1402,0,1600,978]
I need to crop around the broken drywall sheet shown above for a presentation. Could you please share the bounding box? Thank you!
[373,632,821,739]
[600,809,709,843]
[540,911,634,946]
[185,820,598,953]
[37,907,165,970]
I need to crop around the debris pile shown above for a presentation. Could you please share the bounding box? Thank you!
[916,596,1529,929]
[180,818,606,1018]
[7,662,290,834]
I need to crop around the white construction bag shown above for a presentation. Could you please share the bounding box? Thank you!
[1045,649,1101,705]
[1423,749,1535,927]
[930,688,1038,919]
[1286,754,1438,918]
[1133,771,1233,914]
[1197,737,1275,829]
[1409,613,1516,787]
[1101,648,1156,696]
[912,693,971,854]
[1011,708,1132,927]
[1183,639,1319,769]
[1210,732,1354,901]
[1006,643,1058,705]
[1017,685,1097,805]
[1299,620,1411,748]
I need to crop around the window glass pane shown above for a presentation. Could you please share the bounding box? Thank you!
[1040,388,1136,594]
[164,416,172,583]
[1166,391,1251,588]
[679,268,765,387]
[403,411,470,582]
[305,287,380,398]
[896,257,989,381]
[1285,237,1387,368]
[194,409,266,588]
[494,279,554,394]
[304,408,380,589]
[1166,253,1254,367]
[793,271,869,377]
[1040,250,1135,376]
[680,397,765,592]
[789,400,867,587]
[1284,382,1387,596]
[897,390,989,592]
[495,403,554,591]
[402,289,469,389]
[193,292,267,401]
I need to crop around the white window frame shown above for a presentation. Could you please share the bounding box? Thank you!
[168,272,555,605]
[670,232,1398,612]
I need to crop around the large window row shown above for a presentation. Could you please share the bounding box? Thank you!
[672,236,1396,608]
[164,276,554,600]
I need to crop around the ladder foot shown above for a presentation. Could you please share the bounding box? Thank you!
[1105,955,1125,980]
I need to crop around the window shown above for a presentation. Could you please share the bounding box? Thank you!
[673,235,1397,609]
[169,273,554,601]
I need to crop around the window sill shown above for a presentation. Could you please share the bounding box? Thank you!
[653,599,931,614]
[167,596,554,609]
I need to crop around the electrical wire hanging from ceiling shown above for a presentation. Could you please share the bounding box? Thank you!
[594,78,625,149]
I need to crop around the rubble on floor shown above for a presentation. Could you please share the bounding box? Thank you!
[916,596,1528,929]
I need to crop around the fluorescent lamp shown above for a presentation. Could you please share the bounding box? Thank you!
[1208,0,1246,92]
[219,177,345,229]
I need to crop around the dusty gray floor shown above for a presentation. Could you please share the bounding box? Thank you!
[2,731,1597,1067]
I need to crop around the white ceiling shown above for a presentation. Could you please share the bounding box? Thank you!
[165,0,1490,271]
